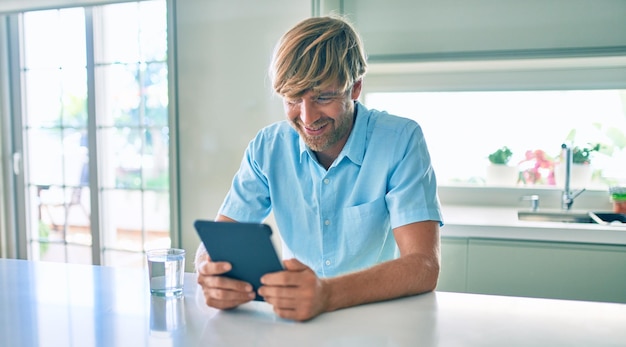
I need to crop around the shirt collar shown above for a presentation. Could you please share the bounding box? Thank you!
[298,101,368,167]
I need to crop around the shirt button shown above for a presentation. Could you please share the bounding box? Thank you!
[323,178,330,184]
[325,260,331,266]
[324,219,330,226]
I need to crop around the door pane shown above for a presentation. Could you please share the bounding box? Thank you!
[144,62,169,127]
[96,3,141,64]
[100,189,170,252]
[22,8,86,69]
[23,69,63,127]
[27,128,64,186]
[31,242,92,265]
[95,64,141,127]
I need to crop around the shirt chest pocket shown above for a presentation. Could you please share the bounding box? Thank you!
[344,197,387,222]
[341,197,390,256]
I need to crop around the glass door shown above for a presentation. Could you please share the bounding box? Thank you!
[16,0,171,267]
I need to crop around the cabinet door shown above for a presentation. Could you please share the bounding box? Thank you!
[436,237,468,293]
[467,239,626,303]
[341,0,626,61]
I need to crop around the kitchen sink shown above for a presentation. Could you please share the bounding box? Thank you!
[518,210,593,223]
[591,212,626,225]
[517,210,626,225]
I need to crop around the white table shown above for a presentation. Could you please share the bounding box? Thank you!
[1,258,625,346]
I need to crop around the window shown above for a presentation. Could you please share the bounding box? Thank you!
[365,89,626,189]
[15,0,171,266]
[362,58,626,197]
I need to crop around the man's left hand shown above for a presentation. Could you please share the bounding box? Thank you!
[258,258,329,321]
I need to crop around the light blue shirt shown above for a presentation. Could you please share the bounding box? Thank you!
[219,102,443,277]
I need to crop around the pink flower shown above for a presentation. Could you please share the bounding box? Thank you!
[518,149,555,185]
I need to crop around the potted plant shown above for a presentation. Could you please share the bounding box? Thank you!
[486,146,518,186]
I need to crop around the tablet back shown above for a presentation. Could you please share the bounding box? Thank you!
[193,220,283,301]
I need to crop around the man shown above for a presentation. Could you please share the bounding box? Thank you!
[195,15,443,321]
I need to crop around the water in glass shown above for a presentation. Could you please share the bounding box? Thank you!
[147,249,185,297]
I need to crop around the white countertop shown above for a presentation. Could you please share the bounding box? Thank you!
[1,258,626,346]
[442,205,626,245]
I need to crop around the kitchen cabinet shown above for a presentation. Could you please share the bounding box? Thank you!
[437,237,626,304]
[436,237,468,293]
[335,0,626,62]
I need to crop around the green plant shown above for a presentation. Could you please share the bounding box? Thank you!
[488,146,513,165]
[572,143,601,164]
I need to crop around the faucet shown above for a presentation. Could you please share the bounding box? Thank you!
[561,143,586,210]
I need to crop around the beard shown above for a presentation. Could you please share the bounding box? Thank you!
[292,108,354,152]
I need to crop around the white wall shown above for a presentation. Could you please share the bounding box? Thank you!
[175,0,310,270]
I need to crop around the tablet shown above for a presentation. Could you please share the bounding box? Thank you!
[193,220,284,301]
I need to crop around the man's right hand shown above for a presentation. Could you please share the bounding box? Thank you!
[196,253,256,309]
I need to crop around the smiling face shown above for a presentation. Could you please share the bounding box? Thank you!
[270,16,367,163]
[284,81,362,157]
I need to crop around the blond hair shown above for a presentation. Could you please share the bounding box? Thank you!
[270,15,367,98]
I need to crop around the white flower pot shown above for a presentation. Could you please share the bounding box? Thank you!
[486,164,518,186]
[554,163,592,189]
